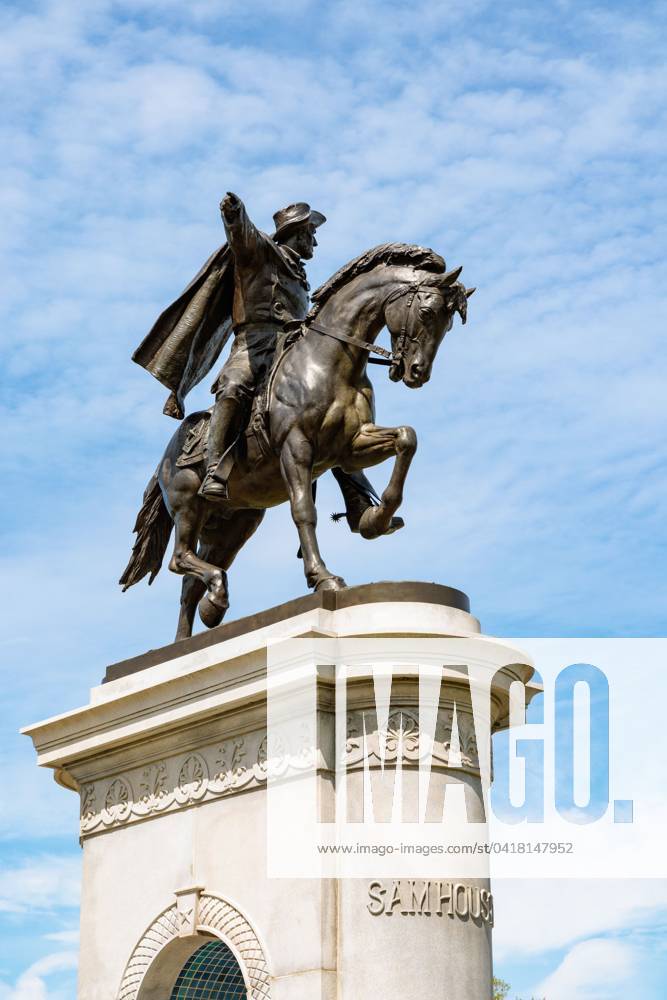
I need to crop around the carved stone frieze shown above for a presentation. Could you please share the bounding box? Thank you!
[80,724,317,837]
[80,707,481,836]
[345,707,481,773]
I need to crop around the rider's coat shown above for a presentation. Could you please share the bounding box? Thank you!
[130,197,311,418]
[213,198,310,401]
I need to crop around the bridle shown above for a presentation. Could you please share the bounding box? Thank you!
[381,278,431,380]
[307,278,433,375]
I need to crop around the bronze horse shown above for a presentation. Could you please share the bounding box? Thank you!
[120,244,473,639]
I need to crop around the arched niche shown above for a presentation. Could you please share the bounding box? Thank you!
[117,892,271,1000]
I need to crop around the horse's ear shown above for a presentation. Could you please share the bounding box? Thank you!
[439,265,463,286]
[465,287,476,298]
[423,265,462,288]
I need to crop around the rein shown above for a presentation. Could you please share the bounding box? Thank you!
[307,322,394,365]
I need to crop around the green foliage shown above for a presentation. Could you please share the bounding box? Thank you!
[493,977,546,1000]
[493,978,511,1000]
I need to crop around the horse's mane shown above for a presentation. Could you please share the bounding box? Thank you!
[308,243,446,321]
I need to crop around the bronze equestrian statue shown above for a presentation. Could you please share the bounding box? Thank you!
[121,193,473,639]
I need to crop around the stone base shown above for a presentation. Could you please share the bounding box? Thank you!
[23,582,536,1000]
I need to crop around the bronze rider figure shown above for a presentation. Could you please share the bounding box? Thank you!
[133,192,402,535]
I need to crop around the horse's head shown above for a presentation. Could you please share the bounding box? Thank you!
[384,267,474,387]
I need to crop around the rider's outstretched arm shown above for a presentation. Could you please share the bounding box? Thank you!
[220,191,263,265]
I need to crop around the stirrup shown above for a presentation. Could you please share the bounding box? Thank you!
[198,468,229,500]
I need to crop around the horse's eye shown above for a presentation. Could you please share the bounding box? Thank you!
[419,307,434,321]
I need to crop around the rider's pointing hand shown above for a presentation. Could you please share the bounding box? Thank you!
[220,192,241,217]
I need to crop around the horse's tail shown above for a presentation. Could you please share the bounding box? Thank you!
[119,470,173,591]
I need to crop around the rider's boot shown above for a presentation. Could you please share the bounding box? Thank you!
[198,396,242,500]
[331,468,404,536]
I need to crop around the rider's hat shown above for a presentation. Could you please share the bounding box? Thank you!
[272,202,326,240]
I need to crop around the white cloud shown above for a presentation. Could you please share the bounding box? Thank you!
[0,951,78,1000]
[493,879,667,960]
[43,930,79,946]
[0,857,81,914]
[534,937,637,999]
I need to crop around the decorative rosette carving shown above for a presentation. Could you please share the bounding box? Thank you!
[344,707,481,772]
[103,777,132,824]
[381,710,420,759]
[175,753,208,804]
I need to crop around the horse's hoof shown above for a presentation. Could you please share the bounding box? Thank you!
[199,580,229,628]
[359,507,404,540]
[198,594,228,628]
[315,575,347,592]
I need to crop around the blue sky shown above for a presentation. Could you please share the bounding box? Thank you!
[1,0,666,996]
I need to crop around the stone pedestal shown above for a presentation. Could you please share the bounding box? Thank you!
[23,583,536,1000]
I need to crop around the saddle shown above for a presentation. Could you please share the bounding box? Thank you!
[175,324,304,471]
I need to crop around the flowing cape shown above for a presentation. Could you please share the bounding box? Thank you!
[132,243,235,419]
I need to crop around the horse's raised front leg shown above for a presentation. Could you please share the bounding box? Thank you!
[344,423,417,539]
[280,432,346,592]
